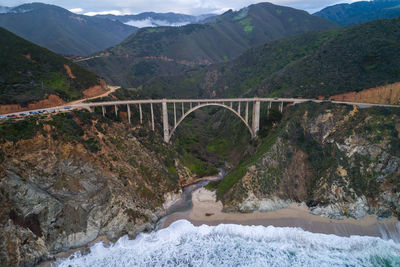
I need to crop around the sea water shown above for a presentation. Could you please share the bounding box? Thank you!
[57,220,400,267]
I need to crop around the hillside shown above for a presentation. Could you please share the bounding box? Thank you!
[0,27,103,111]
[96,12,215,27]
[315,0,400,26]
[0,3,137,56]
[0,110,194,265]
[139,17,400,102]
[216,102,400,220]
[80,2,338,88]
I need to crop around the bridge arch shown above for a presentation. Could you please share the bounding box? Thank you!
[167,103,254,143]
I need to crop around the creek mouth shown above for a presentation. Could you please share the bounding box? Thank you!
[164,168,225,216]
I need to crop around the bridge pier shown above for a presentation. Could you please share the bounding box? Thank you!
[279,102,284,113]
[245,102,249,124]
[174,102,177,127]
[162,100,169,143]
[150,103,154,131]
[252,99,260,138]
[139,104,143,124]
[127,104,131,124]
[102,106,106,117]
[114,105,118,117]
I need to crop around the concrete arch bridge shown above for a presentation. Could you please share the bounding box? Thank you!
[72,98,399,143]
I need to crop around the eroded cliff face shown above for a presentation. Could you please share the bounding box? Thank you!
[222,103,400,220]
[0,111,193,266]
[329,82,400,105]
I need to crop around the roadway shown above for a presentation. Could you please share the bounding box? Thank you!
[1,98,399,119]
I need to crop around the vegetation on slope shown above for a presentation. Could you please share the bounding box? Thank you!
[140,16,400,99]
[315,0,400,26]
[0,27,100,105]
[81,2,338,88]
[0,3,137,56]
[216,102,400,219]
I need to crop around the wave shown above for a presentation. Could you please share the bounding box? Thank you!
[56,220,400,266]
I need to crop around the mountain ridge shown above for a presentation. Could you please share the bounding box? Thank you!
[0,3,137,56]
[315,0,400,26]
[80,2,338,88]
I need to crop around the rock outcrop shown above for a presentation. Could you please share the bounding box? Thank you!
[221,103,400,220]
[0,111,193,266]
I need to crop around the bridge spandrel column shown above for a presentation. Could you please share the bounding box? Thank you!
[139,104,143,124]
[127,104,131,124]
[252,99,260,138]
[245,102,249,124]
[162,100,169,143]
[102,106,106,117]
[173,103,177,127]
[150,103,154,131]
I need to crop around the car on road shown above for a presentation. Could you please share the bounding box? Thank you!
[64,106,72,110]
[273,97,279,100]
[0,115,5,119]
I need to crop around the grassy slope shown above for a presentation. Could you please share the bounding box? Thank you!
[81,2,337,88]
[0,27,100,105]
[140,17,400,99]
[314,0,400,26]
[0,3,137,56]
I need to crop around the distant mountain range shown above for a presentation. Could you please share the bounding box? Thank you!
[138,16,400,100]
[315,0,400,26]
[80,2,338,88]
[0,3,137,56]
[0,27,101,106]
[96,12,216,28]
[0,6,10,13]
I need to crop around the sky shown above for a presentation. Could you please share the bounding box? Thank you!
[0,0,359,15]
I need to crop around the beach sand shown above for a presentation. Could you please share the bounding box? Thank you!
[160,188,400,240]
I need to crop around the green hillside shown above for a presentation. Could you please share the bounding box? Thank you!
[0,27,100,106]
[0,3,137,56]
[315,0,400,26]
[80,2,338,88]
[139,17,400,99]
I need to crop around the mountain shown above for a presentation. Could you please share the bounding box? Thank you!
[80,2,338,88]
[96,12,216,28]
[0,3,137,56]
[138,16,400,102]
[0,6,10,13]
[315,0,400,26]
[0,27,102,109]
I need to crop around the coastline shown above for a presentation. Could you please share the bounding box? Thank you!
[159,188,400,240]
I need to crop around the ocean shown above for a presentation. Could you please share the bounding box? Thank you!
[57,219,400,266]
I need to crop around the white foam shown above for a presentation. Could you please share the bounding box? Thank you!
[56,220,400,267]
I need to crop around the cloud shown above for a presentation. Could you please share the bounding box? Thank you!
[68,8,83,13]
[2,1,360,16]
[125,18,191,28]
[84,10,131,16]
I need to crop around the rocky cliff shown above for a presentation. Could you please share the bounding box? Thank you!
[0,110,193,266]
[220,102,400,220]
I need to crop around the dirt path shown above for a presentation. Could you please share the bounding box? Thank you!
[68,85,120,105]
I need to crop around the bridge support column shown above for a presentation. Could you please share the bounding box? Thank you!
[252,99,260,139]
[127,104,131,124]
[245,102,249,124]
[139,104,143,124]
[238,102,241,116]
[173,102,177,127]
[102,106,106,117]
[190,102,192,109]
[279,102,284,113]
[267,101,271,117]
[150,103,154,131]
[114,105,118,117]
[182,102,184,116]
[162,100,169,143]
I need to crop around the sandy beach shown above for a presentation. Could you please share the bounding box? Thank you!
[160,188,400,240]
